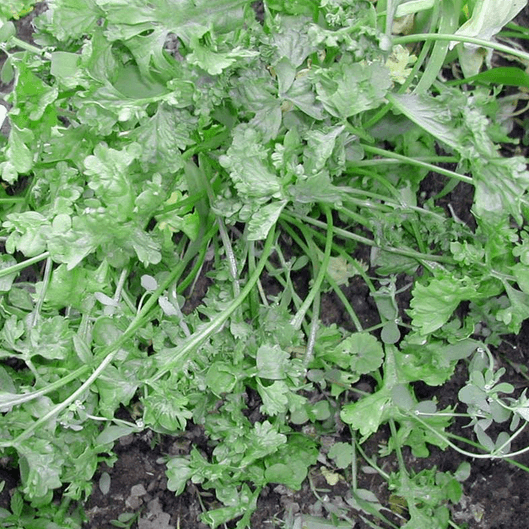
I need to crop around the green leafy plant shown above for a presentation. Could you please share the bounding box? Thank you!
[1,0,529,528]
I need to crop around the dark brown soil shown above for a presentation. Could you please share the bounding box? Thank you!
[2,5,529,529]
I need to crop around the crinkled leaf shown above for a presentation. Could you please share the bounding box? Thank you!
[256,344,290,380]
[45,0,101,40]
[409,276,481,335]
[130,105,193,173]
[473,156,529,224]
[84,144,138,220]
[313,60,391,119]
[219,125,282,201]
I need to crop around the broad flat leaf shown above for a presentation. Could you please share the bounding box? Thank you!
[327,442,354,469]
[4,211,50,257]
[496,283,529,333]
[389,93,462,152]
[336,333,384,375]
[96,0,249,45]
[6,124,34,175]
[206,361,238,396]
[453,0,527,44]
[130,226,162,265]
[187,30,258,75]
[219,125,282,200]
[240,421,287,466]
[264,459,309,489]
[19,438,64,500]
[303,125,345,175]
[84,144,138,220]
[46,0,101,40]
[29,316,74,360]
[47,214,101,269]
[266,15,315,68]
[131,105,194,173]
[341,388,393,437]
[395,0,435,17]
[453,0,527,76]
[95,424,141,445]
[50,51,87,89]
[473,156,529,224]
[313,60,391,119]
[257,380,290,415]
[166,457,194,495]
[285,76,325,120]
[264,435,318,489]
[0,255,18,292]
[409,276,480,335]
[256,344,290,379]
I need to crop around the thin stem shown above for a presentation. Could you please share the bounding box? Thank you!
[6,36,52,59]
[218,217,241,297]
[354,438,391,481]
[283,211,455,265]
[353,156,458,166]
[389,419,408,477]
[414,0,461,94]
[0,252,50,279]
[0,197,25,203]
[393,33,529,64]
[361,145,473,185]
[113,268,129,304]
[303,294,319,368]
[148,225,277,384]
[445,431,529,473]
[290,207,333,330]
[30,256,52,328]
[325,273,363,332]
[351,434,358,492]
[8,226,215,446]
[247,241,261,317]
[412,413,529,459]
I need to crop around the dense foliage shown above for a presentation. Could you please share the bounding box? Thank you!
[1,0,529,527]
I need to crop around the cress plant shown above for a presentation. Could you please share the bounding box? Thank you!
[1,1,529,528]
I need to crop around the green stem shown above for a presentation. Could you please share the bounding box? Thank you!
[290,207,333,330]
[303,293,320,368]
[283,211,455,265]
[389,419,408,477]
[414,0,461,94]
[0,197,25,203]
[325,273,363,332]
[412,413,529,460]
[393,33,529,64]
[7,36,52,59]
[352,156,458,166]
[148,224,277,384]
[445,432,529,473]
[9,228,214,446]
[0,252,50,279]
[361,145,472,185]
